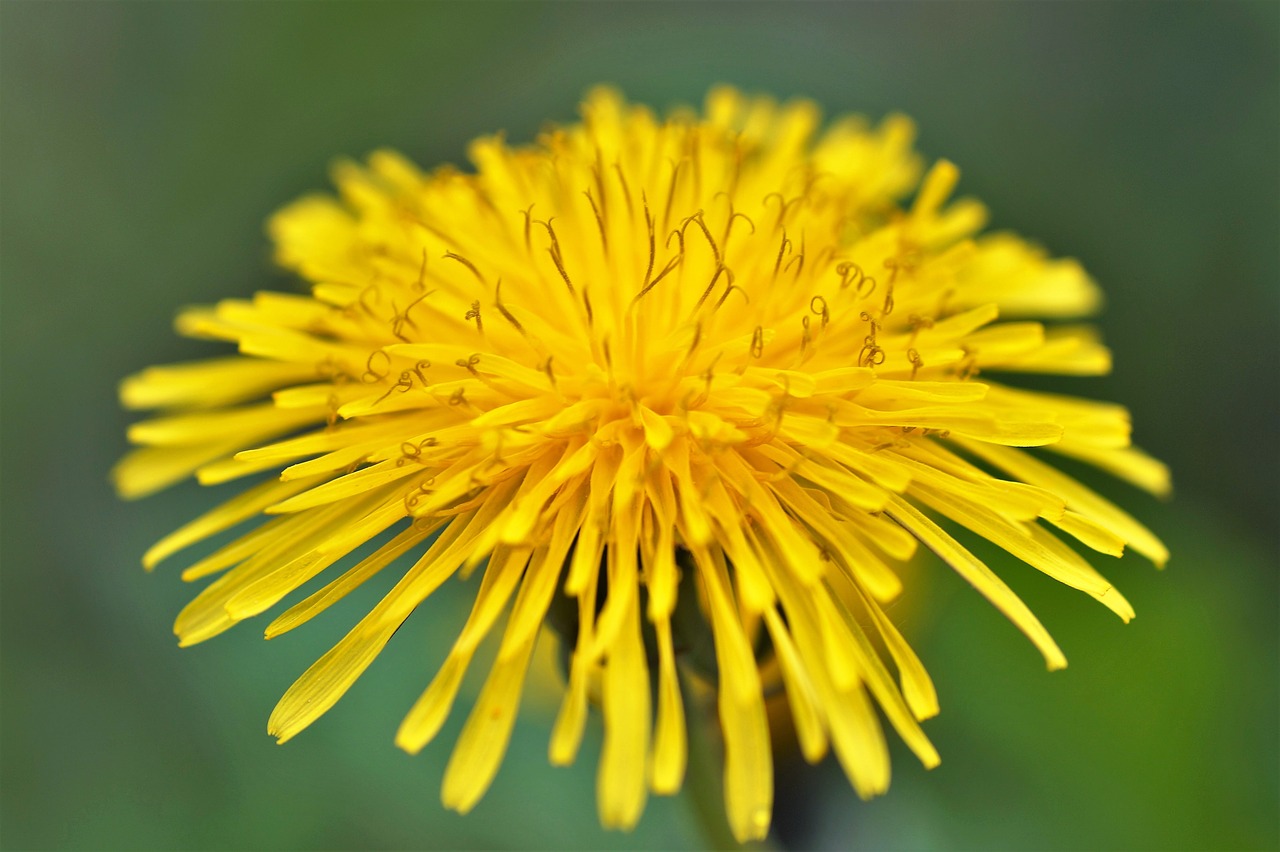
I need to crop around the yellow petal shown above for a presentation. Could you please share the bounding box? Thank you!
[441,633,539,813]
[696,547,773,843]
[886,496,1067,670]
[956,438,1168,566]
[596,592,650,831]
[265,520,441,638]
[395,545,532,753]
[762,608,828,763]
[142,475,319,570]
[648,618,687,794]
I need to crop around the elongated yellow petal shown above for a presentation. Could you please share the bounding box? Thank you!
[762,608,828,763]
[441,632,539,813]
[175,497,367,646]
[840,576,940,721]
[1052,510,1126,557]
[886,496,1067,670]
[549,562,601,767]
[275,483,519,745]
[265,520,442,638]
[956,438,1168,565]
[1051,441,1173,498]
[697,548,773,843]
[823,584,940,767]
[395,545,532,753]
[908,482,1120,604]
[649,618,687,794]
[180,516,292,582]
[143,475,320,570]
[442,538,566,812]
[597,591,650,831]
[225,498,405,621]
[121,357,317,411]
[127,403,322,447]
[115,441,251,500]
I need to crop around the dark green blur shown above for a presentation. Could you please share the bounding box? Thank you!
[1,2,1275,849]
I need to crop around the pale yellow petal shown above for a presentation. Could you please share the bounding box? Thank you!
[395,545,532,753]
[441,633,539,813]
[265,520,442,638]
[956,438,1168,565]
[885,496,1067,670]
[696,547,773,843]
[224,497,405,621]
[274,481,518,744]
[762,608,828,763]
[649,618,687,794]
[549,563,601,767]
[120,357,317,411]
[142,475,319,570]
[596,592,650,831]
[1050,441,1173,498]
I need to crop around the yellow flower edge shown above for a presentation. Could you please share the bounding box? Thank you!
[116,86,1168,843]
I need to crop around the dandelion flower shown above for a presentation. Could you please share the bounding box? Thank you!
[116,87,1169,842]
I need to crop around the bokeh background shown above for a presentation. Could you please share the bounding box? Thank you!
[2,2,1276,850]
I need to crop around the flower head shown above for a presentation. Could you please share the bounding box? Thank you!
[116,87,1168,842]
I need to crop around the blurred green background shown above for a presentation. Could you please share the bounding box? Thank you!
[2,2,1276,849]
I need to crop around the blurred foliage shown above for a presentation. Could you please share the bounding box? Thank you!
[1,2,1276,850]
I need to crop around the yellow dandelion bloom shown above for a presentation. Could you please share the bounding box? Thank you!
[116,87,1169,842]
